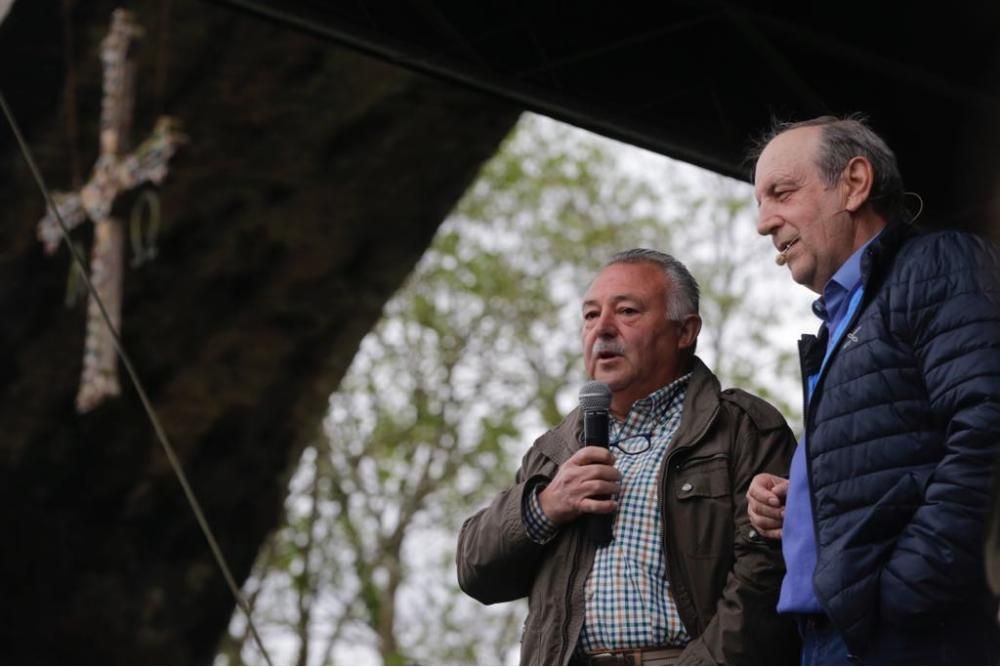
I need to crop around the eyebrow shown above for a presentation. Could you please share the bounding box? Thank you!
[581,294,641,310]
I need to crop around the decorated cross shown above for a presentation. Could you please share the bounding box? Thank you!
[37,8,184,413]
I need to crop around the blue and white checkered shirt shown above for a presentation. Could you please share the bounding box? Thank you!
[525,374,692,653]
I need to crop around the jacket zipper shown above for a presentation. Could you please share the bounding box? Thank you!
[659,403,720,634]
[799,245,879,658]
[802,245,880,551]
[802,289,870,556]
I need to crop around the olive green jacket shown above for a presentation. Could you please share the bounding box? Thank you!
[457,358,799,665]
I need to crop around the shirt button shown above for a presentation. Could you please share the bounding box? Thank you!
[681,482,693,492]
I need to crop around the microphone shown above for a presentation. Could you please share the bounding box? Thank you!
[579,381,614,545]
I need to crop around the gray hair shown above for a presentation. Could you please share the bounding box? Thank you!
[605,248,700,321]
[748,114,906,222]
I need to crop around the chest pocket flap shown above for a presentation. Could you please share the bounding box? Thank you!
[675,454,730,499]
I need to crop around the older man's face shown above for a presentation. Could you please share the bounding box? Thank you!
[754,126,858,293]
[581,262,694,416]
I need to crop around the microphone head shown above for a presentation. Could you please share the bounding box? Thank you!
[775,252,787,266]
[579,381,612,412]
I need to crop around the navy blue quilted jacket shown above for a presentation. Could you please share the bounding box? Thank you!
[801,222,1000,662]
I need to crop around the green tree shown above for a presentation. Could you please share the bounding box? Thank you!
[669,172,804,422]
[216,113,812,665]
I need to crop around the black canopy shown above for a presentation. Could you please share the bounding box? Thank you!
[211,0,1000,233]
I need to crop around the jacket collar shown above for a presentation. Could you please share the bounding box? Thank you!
[799,218,919,390]
[670,356,721,450]
[859,217,918,287]
[538,357,720,463]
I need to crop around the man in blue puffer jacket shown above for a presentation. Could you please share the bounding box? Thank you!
[745,114,1000,664]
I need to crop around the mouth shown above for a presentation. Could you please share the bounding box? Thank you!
[592,340,625,362]
[778,237,799,254]
[776,237,800,264]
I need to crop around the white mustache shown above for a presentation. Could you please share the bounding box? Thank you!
[592,340,625,357]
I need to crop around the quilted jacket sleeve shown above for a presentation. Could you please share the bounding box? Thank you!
[879,232,1000,620]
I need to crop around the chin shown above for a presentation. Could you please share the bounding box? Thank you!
[790,268,816,291]
[594,375,623,391]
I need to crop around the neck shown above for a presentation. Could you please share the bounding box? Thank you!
[851,207,888,251]
[811,209,887,293]
[609,400,631,421]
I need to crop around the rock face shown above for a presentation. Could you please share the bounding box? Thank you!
[0,0,518,661]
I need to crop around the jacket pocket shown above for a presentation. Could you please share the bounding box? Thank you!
[673,455,732,558]
[675,453,730,496]
[840,470,923,548]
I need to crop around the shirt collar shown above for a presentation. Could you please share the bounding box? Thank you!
[812,232,881,325]
[617,371,692,424]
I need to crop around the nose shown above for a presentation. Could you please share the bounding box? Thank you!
[756,202,780,237]
[594,308,617,336]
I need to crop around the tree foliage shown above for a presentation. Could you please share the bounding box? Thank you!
[217,114,812,665]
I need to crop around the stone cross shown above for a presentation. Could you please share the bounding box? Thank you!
[37,8,184,413]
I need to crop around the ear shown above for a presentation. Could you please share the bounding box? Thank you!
[677,314,702,350]
[842,156,874,213]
